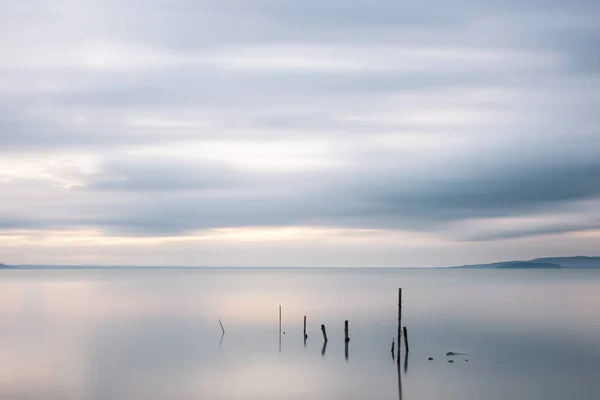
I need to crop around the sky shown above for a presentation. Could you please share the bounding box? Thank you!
[1,0,599,267]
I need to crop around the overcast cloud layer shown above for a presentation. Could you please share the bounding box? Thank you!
[1,0,599,266]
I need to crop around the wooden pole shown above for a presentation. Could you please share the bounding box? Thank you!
[403,326,409,353]
[397,288,402,363]
[219,319,225,335]
[344,320,350,342]
[303,315,307,339]
[391,339,395,355]
[321,324,328,342]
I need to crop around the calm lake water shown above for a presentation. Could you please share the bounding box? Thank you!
[1,268,600,400]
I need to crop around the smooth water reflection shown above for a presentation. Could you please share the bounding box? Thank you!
[1,268,600,399]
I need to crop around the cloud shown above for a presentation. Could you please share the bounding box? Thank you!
[4,142,598,239]
[1,0,599,265]
[88,157,238,192]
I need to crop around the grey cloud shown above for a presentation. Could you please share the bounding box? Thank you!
[367,162,600,220]
[547,29,600,74]
[3,151,600,242]
[0,103,210,151]
[88,158,238,192]
[460,220,600,242]
[29,141,595,238]
[83,174,335,235]
[1,0,600,249]
[107,0,599,55]
[0,217,45,230]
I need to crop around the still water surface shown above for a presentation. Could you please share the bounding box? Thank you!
[1,268,600,400]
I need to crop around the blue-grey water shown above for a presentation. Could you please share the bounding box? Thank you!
[1,268,599,400]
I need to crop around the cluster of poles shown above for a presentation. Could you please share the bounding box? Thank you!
[218,289,408,399]
[219,288,408,362]
[271,288,409,361]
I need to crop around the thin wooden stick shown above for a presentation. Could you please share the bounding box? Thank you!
[219,318,225,335]
[321,324,328,342]
[397,288,402,363]
[344,320,350,342]
[321,340,327,357]
[303,315,307,339]
[403,326,409,353]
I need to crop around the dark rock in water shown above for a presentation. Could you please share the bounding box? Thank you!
[465,359,468,362]
[428,357,434,361]
[448,360,454,363]
[446,351,467,356]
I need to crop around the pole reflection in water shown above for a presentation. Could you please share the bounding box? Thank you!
[344,341,349,361]
[397,359,403,400]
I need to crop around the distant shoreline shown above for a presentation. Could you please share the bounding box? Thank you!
[2,256,599,270]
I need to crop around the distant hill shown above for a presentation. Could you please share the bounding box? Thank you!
[529,256,600,268]
[496,261,561,269]
[453,256,600,269]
